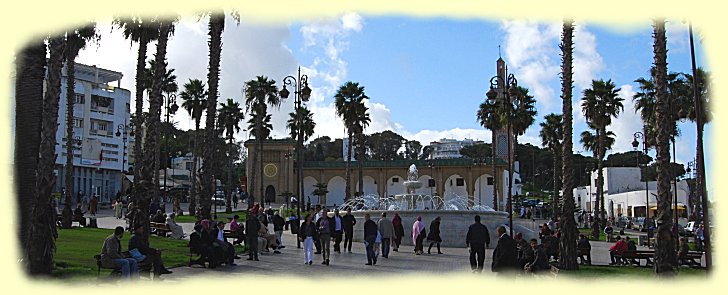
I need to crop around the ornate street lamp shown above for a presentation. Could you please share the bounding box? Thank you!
[163,93,179,203]
[116,123,134,200]
[632,130,651,246]
[279,66,310,249]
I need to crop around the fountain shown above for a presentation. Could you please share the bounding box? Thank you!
[335,164,536,247]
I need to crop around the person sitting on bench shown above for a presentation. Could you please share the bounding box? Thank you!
[73,204,87,227]
[128,224,173,278]
[577,234,592,265]
[189,224,218,268]
[229,215,245,245]
[212,221,237,266]
[524,239,550,274]
[609,236,628,265]
[100,226,138,280]
[625,236,638,265]
[166,213,185,239]
[152,210,165,224]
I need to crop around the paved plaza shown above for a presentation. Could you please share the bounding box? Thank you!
[85,202,686,282]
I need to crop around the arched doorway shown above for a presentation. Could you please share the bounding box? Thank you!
[444,174,467,201]
[326,176,346,207]
[474,173,495,208]
[265,185,276,204]
[355,175,378,196]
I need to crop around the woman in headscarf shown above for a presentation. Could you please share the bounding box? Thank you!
[412,216,426,255]
[166,213,185,239]
[427,216,443,254]
[113,199,123,219]
[392,213,404,252]
[297,214,318,265]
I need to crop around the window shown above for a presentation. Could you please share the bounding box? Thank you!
[487,177,494,185]
[392,177,399,183]
[456,178,464,187]
[74,93,85,104]
[186,162,192,170]
[73,118,83,128]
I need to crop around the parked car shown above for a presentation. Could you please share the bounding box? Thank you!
[631,217,646,231]
[684,221,697,236]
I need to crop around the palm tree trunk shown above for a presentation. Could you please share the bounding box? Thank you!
[259,131,264,207]
[596,128,605,226]
[15,40,46,258]
[357,134,364,196]
[189,125,199,215]
[226,137,233,213]
[558,18,578,270]
[552,148,560,216]
[136,21,172,245]
[248,134,257,210]
[345,131,353,200]
[507,126,514,236]
[491,132,498,211]
[652,19,676,275]
[63,44,80,228]
[131,35,149,227]
[26,37,60,275]
[200,12,225,219]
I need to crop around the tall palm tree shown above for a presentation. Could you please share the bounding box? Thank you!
[15,39,47,264]
[180,79,207,215]
[652,18,676,275]
[581,79,623,225]
[199,11,241,218]
[506,87,536,231]
[539,113,563,216]
[144,57,178,200]
[136,18,176,245]
[218,98,244,213]
[244,76,281,208]
[580,126,615,222]
[112,16,159,213]
[287,106,316,144]
[62,23,98,228]
[477,94,503,210]
[352,101,371,196]
[23,37,60,275]
[557,18,579,271]
[334,81,368,201]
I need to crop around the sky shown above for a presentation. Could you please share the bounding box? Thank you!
[75,14,713,193]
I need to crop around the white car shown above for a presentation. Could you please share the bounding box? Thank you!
[684,221,697,236]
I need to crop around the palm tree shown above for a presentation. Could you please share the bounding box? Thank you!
[581,79,623,225]
[352,101,371,196]
[62,23,98,228]
[143,57,178,201]
[539,113,563,216]
[218,98,244,213]
[334,81,368,201]
[477,93,503,210]
[112,16,159,212]
[579,126,615,223]
[244,76,281,208]
[136,18,176,245]
[15,39,47,265]
[180,79,207,215]
[287,106,316,143]
[506,87,536,233]
[22,37,60,275]
[557,18,579,271]
[652,18,676,275]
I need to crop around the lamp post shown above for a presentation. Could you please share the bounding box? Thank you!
[163,93,179,204]
[486,72,519,237]
[279,66,312,249]
[116,123,134,201]
[632,130,651,246]
[686,159,696,219]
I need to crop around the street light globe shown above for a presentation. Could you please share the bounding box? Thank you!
[279,86,290,99]
[486,88,497,101]
[631,138,639,149]
[301,84,312,101]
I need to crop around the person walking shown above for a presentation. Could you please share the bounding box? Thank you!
[412,216,426,255]
[491,225,518,273]
[272,211,285,249]
[342,208,357,253]
[313,205,322,254]
[378,212,394,258]
[466,215,490,273]
[298,214,318,265]
[245,212,260,261]
[427,216,443,254]
[332,209,344,253]
[392,213,404,252]
[363,213,378,265]
[316,208,335,265]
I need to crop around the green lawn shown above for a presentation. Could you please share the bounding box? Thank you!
[561,264,707,279]
[53,227,245,279]
[176,210,248,223]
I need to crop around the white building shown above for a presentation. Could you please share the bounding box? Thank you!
[429,138,484,159]
[574,167,690,218]
[54,63,133,206]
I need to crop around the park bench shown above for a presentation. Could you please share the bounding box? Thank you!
[94,252,153,280]
[150,222,171,237]
[678,251,703,267]
[223,229,245,245]
[549,265,560,277]
[56,215,86,227]
[615,250,654,266]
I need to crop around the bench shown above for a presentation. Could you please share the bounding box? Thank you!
[615,250,654,266]
[94,252,153,280]
[577,248,591,265]
[223,229,245,245]
[678,251,703,267]
[550,265,560,277]
[150,222,171,237]
[56,215,86,227]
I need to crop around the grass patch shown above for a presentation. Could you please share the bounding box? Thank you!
[176,211,248,223]
[561,264,707,279]
[53,227,246,279]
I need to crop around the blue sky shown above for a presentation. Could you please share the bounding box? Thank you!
[75,13,712,193]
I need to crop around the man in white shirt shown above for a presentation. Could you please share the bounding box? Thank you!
[333,209,344,253]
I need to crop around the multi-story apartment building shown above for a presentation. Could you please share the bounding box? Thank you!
[54,63,133,206]
[428,138,484,159]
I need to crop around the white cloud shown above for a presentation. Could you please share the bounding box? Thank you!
[573,24,605,90]
[606,84,642,153]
